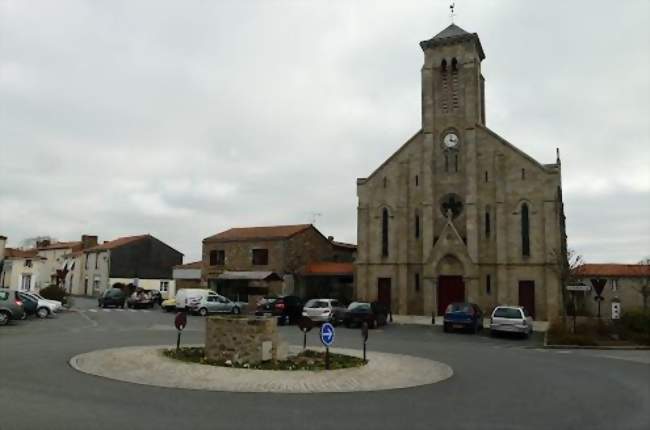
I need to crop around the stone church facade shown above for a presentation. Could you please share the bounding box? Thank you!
[355,24,567,320]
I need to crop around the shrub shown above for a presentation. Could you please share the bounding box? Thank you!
[39,285,68,304]
[620,309,650,334]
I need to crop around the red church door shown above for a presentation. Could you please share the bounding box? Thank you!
[437,276,465,315]
[377,278,392,311]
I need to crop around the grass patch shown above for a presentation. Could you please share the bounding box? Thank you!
[163,347,366,371]
[547,315,650,347]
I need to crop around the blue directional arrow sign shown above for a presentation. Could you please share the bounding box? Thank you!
[320,322,335,347]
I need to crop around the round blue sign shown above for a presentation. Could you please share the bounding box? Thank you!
[320,322,335,347]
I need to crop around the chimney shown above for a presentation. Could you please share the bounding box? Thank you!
[0,235,6,261]
[36,239,51,248]
[81,235,98,249]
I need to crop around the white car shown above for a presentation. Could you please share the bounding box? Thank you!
[489,305,533,338]
[175,289,218,311]
[24,292,63,313]
[302,299,346,325]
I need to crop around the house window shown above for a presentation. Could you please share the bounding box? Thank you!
[93,277,100,291]
[252,249,269,265]
[381,208,389,257]
[415,273,420,292]
[521,203,530,257]
[486,275,492,295]
[25,259,32,268]
[95,253,99,269]
[210,250,225,266]
[85,255,88,270]
[160,281,169,292]
[21,274,32,291]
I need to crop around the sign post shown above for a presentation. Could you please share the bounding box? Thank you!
[298,316,314,350]
[566,284,590,334]
[361,321,369,362]
[174,311,187,353]
[590,278,607,318]
[320,322,335,370]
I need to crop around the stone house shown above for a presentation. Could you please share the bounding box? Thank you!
[355,24,566,320]
[73,234,183,297]
[202,224,356,302]
[573,264,650,318]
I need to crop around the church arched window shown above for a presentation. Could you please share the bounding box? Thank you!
[441,59,447,72]
[381,208,389,257]
[521,203,530,257]
[451,57,458,71]
[485,207,491,238]
[414,210,420,239]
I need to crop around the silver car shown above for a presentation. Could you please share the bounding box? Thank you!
[0,289,26,325]
[489,305,533,337]
[192,294,242,316]
[302,299,347,325]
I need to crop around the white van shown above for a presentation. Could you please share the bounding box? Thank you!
[175,289,218,311]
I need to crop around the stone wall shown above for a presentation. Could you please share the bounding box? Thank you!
[204,316,287,365]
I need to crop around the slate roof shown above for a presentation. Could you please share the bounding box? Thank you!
[573,264,650,278]
[432,23,470,39]
[85,235,149,252]
[204,224,312,242]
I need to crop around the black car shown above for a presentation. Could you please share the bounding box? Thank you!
[255,295,303,325]
[98,288,126,308]
[343,302,388,329]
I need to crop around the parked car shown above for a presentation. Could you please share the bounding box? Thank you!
[343,302,388,329]
[443,302,483,333]
[161,298,176,312]
[127,288,155,309]
[98,288,126,309]
[175,289,218,311]
[192,294,242,316]
[20,292,57,318]
[489,305,534,338]
[255,295,303,325]
[302,299,346,325]
[0,289,26,325]
[17,292,43,319]
[22,292,63,312]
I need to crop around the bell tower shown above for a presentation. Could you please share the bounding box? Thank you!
[420,24,486,133]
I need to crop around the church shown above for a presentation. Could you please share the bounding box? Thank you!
[354,24,567,320]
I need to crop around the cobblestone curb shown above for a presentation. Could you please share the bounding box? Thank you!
[69,345,453,393]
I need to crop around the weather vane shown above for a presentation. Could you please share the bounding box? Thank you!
[449,1,456,23]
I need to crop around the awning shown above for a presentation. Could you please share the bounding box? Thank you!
[301,262,354,277]
[216,271,282,281]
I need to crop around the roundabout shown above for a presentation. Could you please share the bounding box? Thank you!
[69,345,454,393]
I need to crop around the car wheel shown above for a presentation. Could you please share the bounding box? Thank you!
[199,307,208,317]
[232,307,241,315]
[0,311,10,326]
[36,307,50,319]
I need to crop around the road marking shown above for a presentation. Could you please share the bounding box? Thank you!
[102,309,111,312]
[555,350,572,354]
[88,309,98,313]
[115,309,124,312]
[142,310,151,313]
[129,309,137,313]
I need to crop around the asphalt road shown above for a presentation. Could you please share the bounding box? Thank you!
[1,298,648,430]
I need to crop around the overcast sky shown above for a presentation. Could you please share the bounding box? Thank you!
[1,0,648,263]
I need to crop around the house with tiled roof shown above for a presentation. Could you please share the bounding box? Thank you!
[75,234,183,297]
[173,261,202,291]
[202,224,356,303]
[0,234,98,292]
[571,263,650,317]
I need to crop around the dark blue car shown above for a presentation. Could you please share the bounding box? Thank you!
[443,302,483,333]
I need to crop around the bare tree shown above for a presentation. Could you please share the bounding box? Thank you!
[20,235,57,249]
[632,257,650,311]
[551,247,585,317]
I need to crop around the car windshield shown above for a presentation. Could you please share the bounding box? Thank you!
[348,302,371,311]
[447,303,472,313]
[0,291,8,300]
[494,308,523,319]
[305,300,329,308]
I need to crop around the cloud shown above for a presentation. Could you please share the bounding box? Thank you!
[1,0,648,263]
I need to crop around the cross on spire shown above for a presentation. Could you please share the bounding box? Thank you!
[449,2,456,23]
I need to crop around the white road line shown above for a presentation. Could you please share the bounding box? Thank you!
[88,309,98,313]
[129,309,137,313]
[555,350,572,354]
[102,309,111,312]
[115,309,124,312]
[142,310,151,313]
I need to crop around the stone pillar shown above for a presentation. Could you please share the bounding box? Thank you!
[397,264,408,314]
[465,276,479,305]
